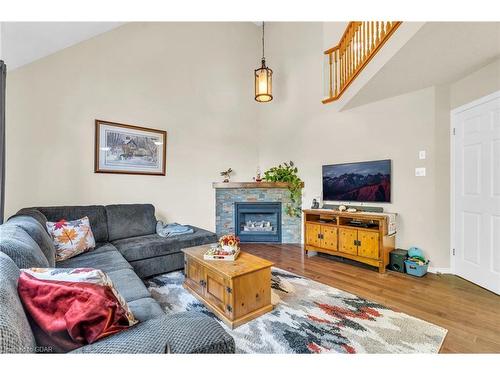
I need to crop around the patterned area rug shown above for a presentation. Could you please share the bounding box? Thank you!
[146,268,447,353]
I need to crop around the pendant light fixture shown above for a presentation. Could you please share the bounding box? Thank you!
[254,21,273,103]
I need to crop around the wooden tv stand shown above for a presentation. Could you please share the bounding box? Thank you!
[303,209,396,273]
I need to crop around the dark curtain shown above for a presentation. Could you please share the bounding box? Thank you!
[0,60,5,224]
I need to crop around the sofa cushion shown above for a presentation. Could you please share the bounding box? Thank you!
[106,269,151,302]
[0,252,36,353]
[91,242,117,255]
[0,225,50,269]
[130,252,185,279]
[112,226,217,263]
[56,245,131,273]
[105,204,156,242]
[126,298,165,322]
[70,311,235,354]
[7,215,56,267]
[14,208,48,228]
[30,206,108,243]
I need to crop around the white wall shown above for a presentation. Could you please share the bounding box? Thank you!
[257,22,453,267]
[0,22,3,59]
[450,58,500,109]
[5,22,261,231]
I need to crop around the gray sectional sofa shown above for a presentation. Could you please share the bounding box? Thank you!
[0,203,234,354]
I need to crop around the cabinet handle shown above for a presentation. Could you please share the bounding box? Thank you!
[199,280,206,287]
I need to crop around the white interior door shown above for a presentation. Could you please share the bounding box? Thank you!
[452,92,500,294]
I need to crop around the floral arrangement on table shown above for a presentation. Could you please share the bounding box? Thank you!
[204,234,240,261]
[219,234,240,251]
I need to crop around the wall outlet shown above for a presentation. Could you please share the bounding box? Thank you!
[415,167,426,177]
[419,150,426,160]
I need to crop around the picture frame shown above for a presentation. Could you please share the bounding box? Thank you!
[94,119,167,176]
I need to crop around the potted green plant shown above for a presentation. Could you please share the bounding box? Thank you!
[263,161,303,217]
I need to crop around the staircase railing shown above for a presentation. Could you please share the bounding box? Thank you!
[322,21,402,104]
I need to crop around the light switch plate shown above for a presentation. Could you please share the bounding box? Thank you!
[419,150,426,159]
[415,167,426,177]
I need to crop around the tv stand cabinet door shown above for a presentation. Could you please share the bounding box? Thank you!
[305,223,321,248]
[358,231,380,260]
[321,226,338,251]
[339,228,358,255]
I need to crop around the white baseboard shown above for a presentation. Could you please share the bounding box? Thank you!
[427,267,452,274]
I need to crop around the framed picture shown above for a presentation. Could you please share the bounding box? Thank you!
[94,119,166,176]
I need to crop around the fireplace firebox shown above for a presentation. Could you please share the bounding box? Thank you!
[234,202,282,243]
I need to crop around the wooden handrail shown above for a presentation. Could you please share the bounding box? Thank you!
[322,21,402,104]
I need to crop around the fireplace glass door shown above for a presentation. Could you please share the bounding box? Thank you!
[234,202,282,243]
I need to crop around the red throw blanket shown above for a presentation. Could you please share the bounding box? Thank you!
[18,272,133,352]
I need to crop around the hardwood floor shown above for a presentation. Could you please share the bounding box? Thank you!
[240,243,500,353]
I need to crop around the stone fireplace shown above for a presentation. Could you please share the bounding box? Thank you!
[214,182,302,243]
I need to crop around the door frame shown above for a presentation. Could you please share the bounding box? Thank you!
[450,89,500,275]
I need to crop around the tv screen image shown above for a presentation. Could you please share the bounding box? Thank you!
[322,159,391,203]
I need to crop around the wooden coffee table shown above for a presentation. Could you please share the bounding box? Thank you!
[182,244,274,329]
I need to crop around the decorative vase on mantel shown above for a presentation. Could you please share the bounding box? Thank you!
[220,168,233,183]
[255,166,262,182]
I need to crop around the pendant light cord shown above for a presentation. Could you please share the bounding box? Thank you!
[262,21,265,60]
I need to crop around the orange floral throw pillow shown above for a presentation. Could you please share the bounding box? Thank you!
[46,217,96,261]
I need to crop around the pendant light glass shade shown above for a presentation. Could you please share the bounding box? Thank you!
[255,22,273,103]
[255,59,273,102]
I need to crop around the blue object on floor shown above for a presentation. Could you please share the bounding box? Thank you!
[404,260,429,277]
[156,221,194,237]
[408,247,424,258]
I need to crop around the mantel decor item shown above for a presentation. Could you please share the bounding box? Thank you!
[220,168,233,183]
[95,120,166,176]
[263,161,303,217]
[254,166,263,182]
[254,22,273,103]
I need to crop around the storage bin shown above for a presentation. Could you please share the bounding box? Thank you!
[404,260,429,277]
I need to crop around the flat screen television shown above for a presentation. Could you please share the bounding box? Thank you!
[322,159,391,203]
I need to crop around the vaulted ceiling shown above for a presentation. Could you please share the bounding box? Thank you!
[1,22,123,70]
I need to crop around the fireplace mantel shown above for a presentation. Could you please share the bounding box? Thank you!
[212,182,304,189]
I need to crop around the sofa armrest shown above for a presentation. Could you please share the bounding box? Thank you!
[70,312,235,354]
